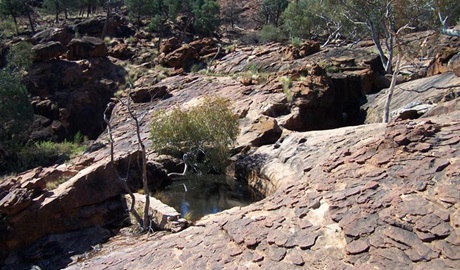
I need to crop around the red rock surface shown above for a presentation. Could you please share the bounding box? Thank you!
[62,111,460,270]
[2,31,460,269]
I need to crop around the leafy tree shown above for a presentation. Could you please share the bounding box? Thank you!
[259,0,288,27]
[191,0,220,36]
[221,0,243,28]
[146,0,181,33]
[282,0,317,39]
[0,42,34,170]
[43,0,61,23]
[0,0,35,34]
[125,0,154,23]
[150,97,239,174]
[43,0,75,22]
[333,0,428,73]
[258,24,286,42]
[0,0,25,34]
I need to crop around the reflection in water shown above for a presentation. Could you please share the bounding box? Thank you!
[154,175,262,221]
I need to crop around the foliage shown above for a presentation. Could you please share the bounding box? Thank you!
[259,0,288,26]
[279,76,293,104]
[258,24,286,43]
[0,42,34,143]
[150,96,239,174]
[2,140,85,174]
[290,37,302,48]
[191,0,220,36]
[282,0,316,39]
[0,0,27,34]
[147,15,162,32]
[221,0,243,28]
[0,20,16,38]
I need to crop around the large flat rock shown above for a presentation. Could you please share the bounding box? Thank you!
[364,72,460,123]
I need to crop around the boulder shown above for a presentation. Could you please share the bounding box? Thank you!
[427,47,460,76]
[238,116,282,147]
[32,41,67,62]
[108,43,135,60]
[23,58,125,140]
[363,72,460,123]
[448,52,460,77]
[158,44,199,69]
[0,156,127,260]
[130,85,169,103]
[159,37,180,54]
[67,36,107,60]
[31,27,74,46]
[284,40,320,60]
[73,14,135,38]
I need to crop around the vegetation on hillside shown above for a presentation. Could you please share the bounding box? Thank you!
[0,42,85,175]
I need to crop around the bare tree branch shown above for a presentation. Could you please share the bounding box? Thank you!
[103,103,143,227]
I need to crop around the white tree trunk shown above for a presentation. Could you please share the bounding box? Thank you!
[382,52,401,123]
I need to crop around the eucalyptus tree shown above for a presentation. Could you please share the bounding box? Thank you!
[259,0,288,27]
[0,0,36,34]
[44,0,75,22]
[221,0,243,28]
[125,0,154,24]
[190,0,220,36]
[334,0,429,73]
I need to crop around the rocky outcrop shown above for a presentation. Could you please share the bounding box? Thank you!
[67,36,108,60]
[448,52,460,77]
[108,42,135,60]
[158,38,223,69]
[427,47,460,76]
[73,14,135,38]
[284,40,320,60]
[64,109,460,270]
[31,26,75,46]
[238,116,282,147]
[3,33,460,269]
[32,41,67,62]
[363,72,460,123]
[23,57,126,140]
[0,158,126,261]
[130,85,169,103]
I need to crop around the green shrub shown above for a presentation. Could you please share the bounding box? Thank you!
[279,76,294,103]
[290,37,302,48]
[258,24,286,43]
[147,15,162,33]
[150,96,239,174]
[1,140,85,175]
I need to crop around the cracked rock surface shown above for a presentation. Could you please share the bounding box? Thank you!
[66,109,460,269]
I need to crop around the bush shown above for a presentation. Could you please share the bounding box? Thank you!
[192,0,221,36]
[147,15,162,33]
[150,96,239,174]
[279,76,293,103]
[258,24,286,43]
[1,140,85,174]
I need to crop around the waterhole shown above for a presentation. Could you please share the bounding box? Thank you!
[154,175,263,221]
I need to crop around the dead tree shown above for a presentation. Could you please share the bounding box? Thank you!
[103,103,145,230]
[438,12,460,37]
[382,24,414,123]
[120,83,150,231]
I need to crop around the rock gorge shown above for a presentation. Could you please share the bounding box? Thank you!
[1,18,460,270]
